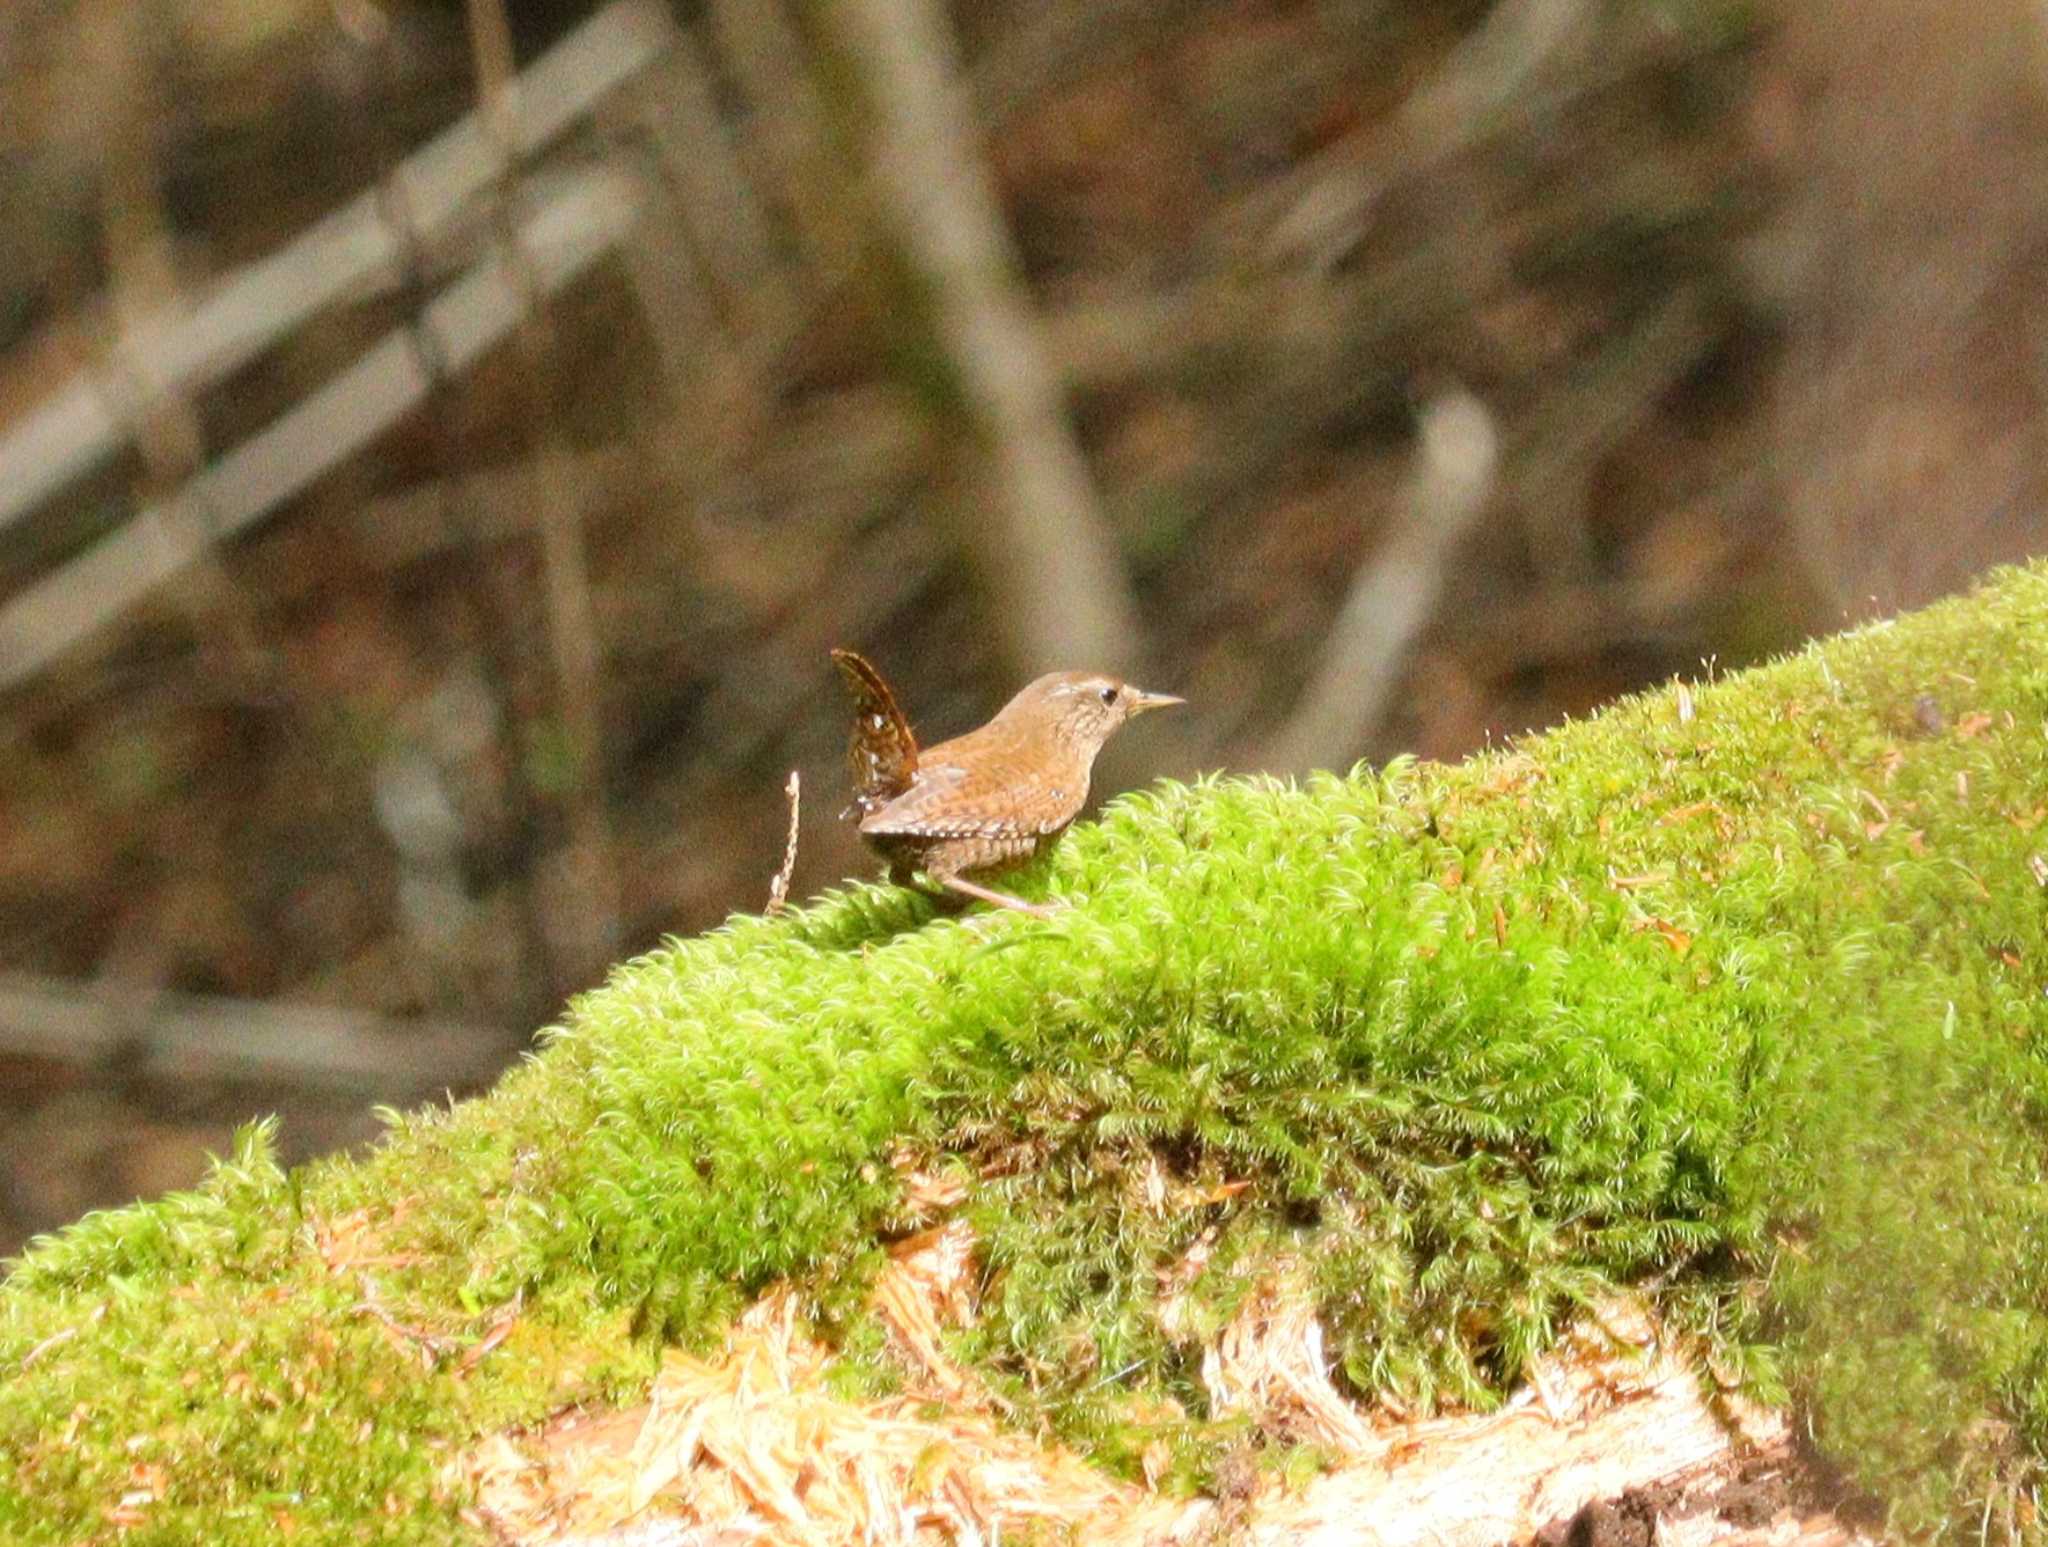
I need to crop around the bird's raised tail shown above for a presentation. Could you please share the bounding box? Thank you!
[829,648,919,820]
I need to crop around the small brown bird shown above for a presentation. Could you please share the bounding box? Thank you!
[831,649,1183,918]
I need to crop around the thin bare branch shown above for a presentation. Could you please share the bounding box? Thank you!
[1263,0,1602,270]
[1261,388,1501,774]
[0,0,672,537]
[463,0,622,986]
[0,167,638,693]
[1509,288,1718,584]
[0,972,505,1091]
[704,0,864,283]
[820,0,1147,680]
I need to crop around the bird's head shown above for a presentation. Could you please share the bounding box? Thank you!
[1006,670,1185,755]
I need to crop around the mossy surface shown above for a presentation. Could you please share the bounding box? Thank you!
[9,564,2048,1542]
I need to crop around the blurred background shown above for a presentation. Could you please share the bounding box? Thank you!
[3,0,2046,1256]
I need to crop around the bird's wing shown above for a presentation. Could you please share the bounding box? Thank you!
[831,649,919,813]
[859,753,1080,839]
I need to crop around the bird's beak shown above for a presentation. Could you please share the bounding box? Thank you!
[1125,688,1185,716]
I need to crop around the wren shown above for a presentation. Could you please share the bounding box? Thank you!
[830,649,1183,918]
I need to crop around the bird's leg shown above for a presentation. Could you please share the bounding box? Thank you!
[922,839,1061,919]
[937,873,1059,920]
[879,855,971,915]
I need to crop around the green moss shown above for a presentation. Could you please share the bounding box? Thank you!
[10,564,2048,1541]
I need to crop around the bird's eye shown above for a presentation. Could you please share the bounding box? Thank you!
[1099,686,1119,706]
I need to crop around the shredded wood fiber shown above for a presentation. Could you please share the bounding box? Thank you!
[465,1226,1855,1547]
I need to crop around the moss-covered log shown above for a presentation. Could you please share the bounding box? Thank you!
[8,565,2048,1543]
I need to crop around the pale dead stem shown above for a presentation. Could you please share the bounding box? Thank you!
[16,1303,107,1374]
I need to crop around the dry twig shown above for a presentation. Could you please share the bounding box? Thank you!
[350,1276,460,1370]
[765,771,801,916]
